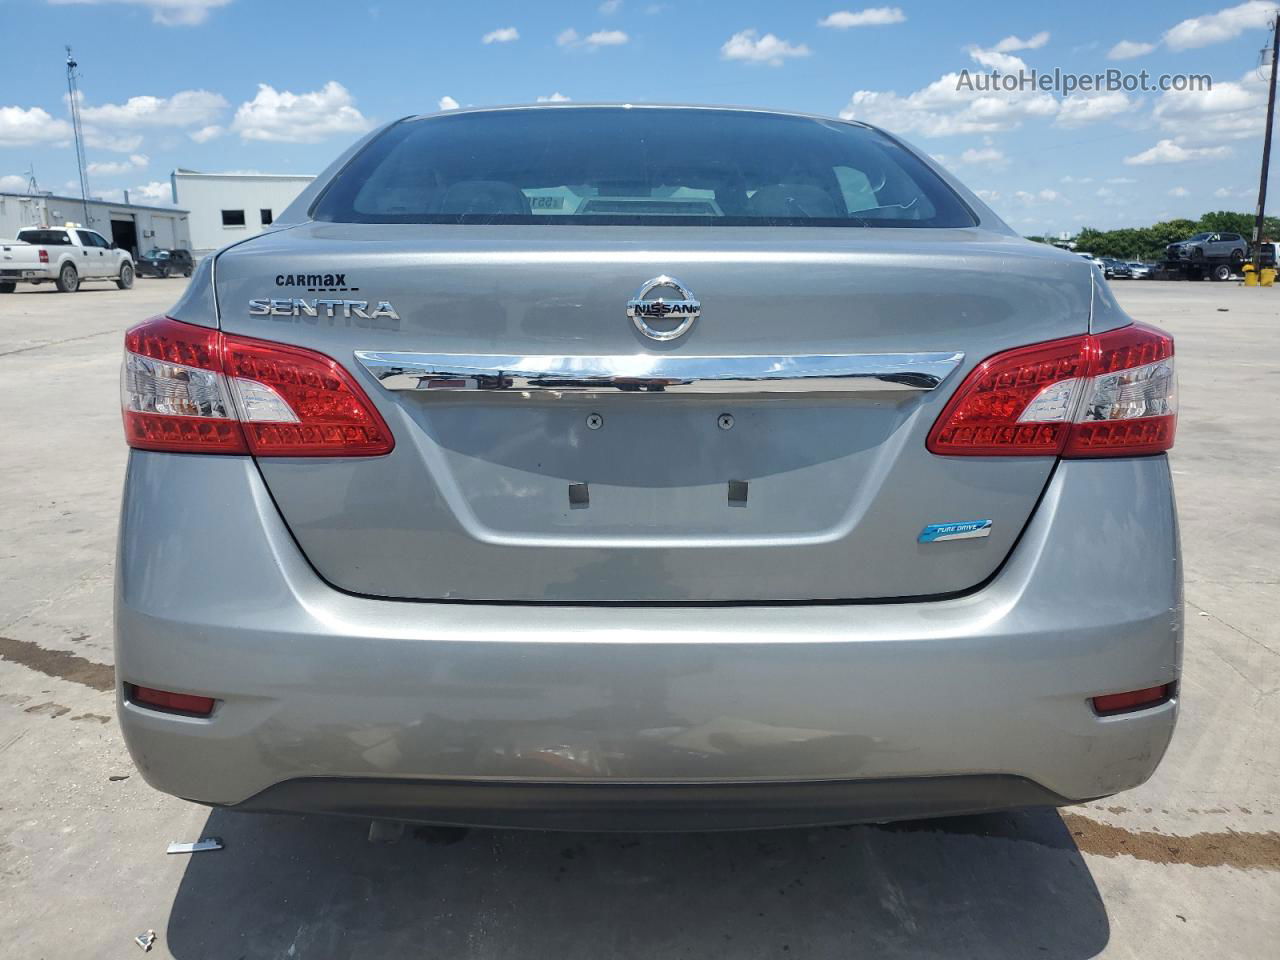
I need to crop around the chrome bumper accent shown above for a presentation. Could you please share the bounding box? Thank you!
[354,351,964,395]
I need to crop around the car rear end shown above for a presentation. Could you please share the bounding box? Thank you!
[114,106,1181,830]
[0,236,56,286]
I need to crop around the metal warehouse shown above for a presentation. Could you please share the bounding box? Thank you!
[0,191,191,260]
[170,170,315,258]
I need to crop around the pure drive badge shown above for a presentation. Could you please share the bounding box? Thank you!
[248,297,401,330]
[918,519,993,543]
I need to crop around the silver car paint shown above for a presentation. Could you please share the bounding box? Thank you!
[118,106,1180,826]
[116,450,1179,809]
[209,223,1091,603]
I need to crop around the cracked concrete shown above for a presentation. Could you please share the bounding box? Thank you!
[0,279,1276,958]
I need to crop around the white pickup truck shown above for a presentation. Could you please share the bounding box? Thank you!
[0,226,135,293]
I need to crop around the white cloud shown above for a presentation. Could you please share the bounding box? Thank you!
[966,46,1029,73]
[1061,175,1094,183]
[537,92,571,102]
[1214,186,1232,198]
[954,146,1008,168]
[482,26,519,44]
[841,60,1058,137]
[599,0,623,12]
[721,29,811,65]
[1013,188,1062,205]
[1153,67,1271,141]
[0,174,29,192]
[1106,176,1137,184]
[87,153,148,176]
[583,29,628,47]
[974,188,1000,203]
[818,7,906,28]
[1124,138,1232,165]
[84,130,143,151]
[131,180,173,203]
[991,31,1050,52]
[0,105,73,145]
[232,82,370,143]
[558,27,629,48]
[1169,186,1190,196]
[79,89,227,128]
[189,123,223,142]
[1164,1,1274,51]
[1055,91,1136,127]
[45,0,232,26]
[438,96,459,111]
[1107,39,1155,60]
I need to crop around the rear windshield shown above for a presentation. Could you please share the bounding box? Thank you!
[18,229,72,245]
[312,108,977,228]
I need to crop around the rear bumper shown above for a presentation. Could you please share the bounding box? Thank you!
[115,453,1182,828]
[226,775,1071,831]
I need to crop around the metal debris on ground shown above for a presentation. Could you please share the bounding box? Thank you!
[134,930,156,952]
[165,837,223,854]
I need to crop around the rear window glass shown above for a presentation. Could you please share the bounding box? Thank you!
[312,108,977,228]
[18,230,72,245]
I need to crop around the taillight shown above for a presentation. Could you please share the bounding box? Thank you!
[927,323,1176,458]
[38,248,49,264]
[121,316,393,456]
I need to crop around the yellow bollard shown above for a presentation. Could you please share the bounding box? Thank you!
[1244,264,1259,286]
[1262,267,1276,286]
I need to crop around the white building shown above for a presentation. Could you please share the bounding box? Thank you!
[0,191,190,259]
[171,170,315,257]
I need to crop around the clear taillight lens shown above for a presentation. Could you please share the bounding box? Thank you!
[927,323,1176,458]
[121,316,394,457]
[122,317,247,453]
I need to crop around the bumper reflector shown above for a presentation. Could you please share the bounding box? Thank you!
[127,684,216,717]
[1091,684,1174,716]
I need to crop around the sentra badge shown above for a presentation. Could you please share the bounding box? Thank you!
[248,298,400,330]
[918,519,993,543]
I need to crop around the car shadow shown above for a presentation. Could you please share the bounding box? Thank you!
[165,806,1108,959]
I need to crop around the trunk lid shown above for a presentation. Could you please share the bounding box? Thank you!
[213,222,1089,602]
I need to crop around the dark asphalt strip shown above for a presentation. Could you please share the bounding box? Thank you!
[0,635,115,692]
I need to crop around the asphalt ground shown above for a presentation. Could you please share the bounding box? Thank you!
[0,276,1276,959]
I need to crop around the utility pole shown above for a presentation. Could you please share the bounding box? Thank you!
[1252,15,1280,269]
[65,46,91,227]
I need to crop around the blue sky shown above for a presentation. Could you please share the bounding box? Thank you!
[1,0,1277,235]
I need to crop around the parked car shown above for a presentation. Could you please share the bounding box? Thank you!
[114,105,1181,831]
[1100,257,1131,279]
[0,226,134,293]
[1166,231,1247,263]
[135,247,194,279]
[1127,262,1153,279]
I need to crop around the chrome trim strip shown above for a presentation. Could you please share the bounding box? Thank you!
[354,351,964,395]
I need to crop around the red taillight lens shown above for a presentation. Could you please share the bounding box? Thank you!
[1092,683,1174,715]
[38,248,49,264]
[927,323,1177,458]
[223,334,394,456]
[127,684,216,717]
[121,316,393,457]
